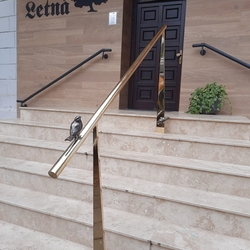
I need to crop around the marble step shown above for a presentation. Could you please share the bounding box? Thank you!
[0,182,167,250]
[1,183,250,250]
[94,151,250,199]
[19,107,156,132]
[164,112,250,140]
[0,118,93,143]
[19,107,250,140]
[1,133,250,197]
[0,134,250,198]
[0,220,91,250]
[1,157,250,240]
[0,134,91,167]
[99,129,250,165]
[0,123,249,166]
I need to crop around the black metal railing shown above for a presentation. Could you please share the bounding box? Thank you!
[17,48,112,107]
[192,43,250,69]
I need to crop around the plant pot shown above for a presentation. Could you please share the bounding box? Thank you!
[201,100,220,115]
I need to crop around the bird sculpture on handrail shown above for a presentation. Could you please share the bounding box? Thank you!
[65,116,83,141]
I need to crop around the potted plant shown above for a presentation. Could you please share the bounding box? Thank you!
[187,82,232,115]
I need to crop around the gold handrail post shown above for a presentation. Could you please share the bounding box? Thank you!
[93,125,106,250]
[156,30,166,134]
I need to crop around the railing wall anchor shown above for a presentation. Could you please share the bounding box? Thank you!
[200,47,206,56]
[102,52,108,59]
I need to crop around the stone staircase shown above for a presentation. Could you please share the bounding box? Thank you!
[0,107,250,250]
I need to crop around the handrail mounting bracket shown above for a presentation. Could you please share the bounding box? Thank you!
[102,52,109,59]
[200,46,206,56]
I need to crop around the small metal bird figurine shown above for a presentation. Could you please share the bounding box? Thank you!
[65,116,83,141]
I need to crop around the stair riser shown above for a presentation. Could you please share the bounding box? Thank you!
[2,168,93,203]
[20,108,250,140]
[105,232,152,250]
[0,220,92,250]
[0,203,155,250]
[20,109,156,132]
[99,157,250,199]
[1,185,250,242]
[99,133,250,165]
[104,188,250,241]
[0,203,92,247]
[0,143,89,167]
[2,120,250,148]
[1,123,249,165]
[1,143,250,199]
[165,119,250,140]
[1,166,250,241]
[2,165,250,217]
[0,123,92,143]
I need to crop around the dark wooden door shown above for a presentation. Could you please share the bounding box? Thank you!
[129,1,186,111]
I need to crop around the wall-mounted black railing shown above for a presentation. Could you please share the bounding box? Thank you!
[192,43,250,69]
[17,48,112,107]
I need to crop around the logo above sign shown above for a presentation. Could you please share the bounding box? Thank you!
[26,0,108,19]
[73,0,107,12]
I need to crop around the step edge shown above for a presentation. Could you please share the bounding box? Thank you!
[1,162,250,218]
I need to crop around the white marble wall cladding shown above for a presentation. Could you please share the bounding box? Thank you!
[0,0,17,119]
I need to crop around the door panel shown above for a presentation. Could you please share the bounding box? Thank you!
[163,4,182,22]
[133,4,161,110]
[129,1,186,111]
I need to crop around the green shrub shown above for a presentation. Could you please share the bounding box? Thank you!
[187,82,232,114]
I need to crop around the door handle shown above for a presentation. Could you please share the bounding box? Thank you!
[176,50,183,64]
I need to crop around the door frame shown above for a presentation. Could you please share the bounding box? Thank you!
[119,0,186,111]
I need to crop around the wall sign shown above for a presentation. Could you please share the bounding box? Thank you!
[109,12,117,25]
[26,0,108,19]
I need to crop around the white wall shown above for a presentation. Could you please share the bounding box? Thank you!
[0,0,17,119]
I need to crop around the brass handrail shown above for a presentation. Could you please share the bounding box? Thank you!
[48,24,167,179]
[48,24,166,250]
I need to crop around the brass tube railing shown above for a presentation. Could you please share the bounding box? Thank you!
[48,24,167,179]
[48,24,166,250]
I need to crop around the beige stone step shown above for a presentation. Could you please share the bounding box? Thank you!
[0,134,91,166]
[1,133,250,199]
[1,183,250,250]
[97,150,250,199]
[0,123,249,166]
[0,119,93,144]
[0,220,91,250]
[1,157,250,241]
[1,132,250,196]
[1,106,246,249]
[19,107,250,140]
[151,223,250,250]
[165,112,250,140]
[0,183,162,249]
[19,107,156,132]
[99,129,250,165]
